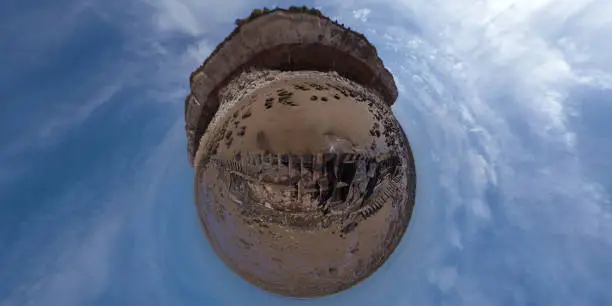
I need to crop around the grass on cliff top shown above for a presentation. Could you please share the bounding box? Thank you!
[188,6,372,85]
[235,6,324,26]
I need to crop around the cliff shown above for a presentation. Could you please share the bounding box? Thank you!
[185,7,398,166]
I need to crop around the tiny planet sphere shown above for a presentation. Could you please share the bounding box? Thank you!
[184,7,416,298]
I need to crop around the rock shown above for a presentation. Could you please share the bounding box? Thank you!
[185,7,416,298]
[185,8,398,167]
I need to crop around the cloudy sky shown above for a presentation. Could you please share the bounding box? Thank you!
[1,0,611,305]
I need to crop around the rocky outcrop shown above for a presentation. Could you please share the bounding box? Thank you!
[193,69,416,297]
[185,7,398,166]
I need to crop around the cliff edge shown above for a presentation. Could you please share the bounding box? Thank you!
[185,6,398,166]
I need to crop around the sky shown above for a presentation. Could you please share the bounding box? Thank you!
[1,0,611,305]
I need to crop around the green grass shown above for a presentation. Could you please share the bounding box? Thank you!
[235,6,325,26]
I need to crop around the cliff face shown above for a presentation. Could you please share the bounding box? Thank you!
[185,8,398,167]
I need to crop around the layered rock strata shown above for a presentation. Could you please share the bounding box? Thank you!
[186,8,416,298]
[185,8,397,166]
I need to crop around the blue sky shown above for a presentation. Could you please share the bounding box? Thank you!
[1,0,611,305]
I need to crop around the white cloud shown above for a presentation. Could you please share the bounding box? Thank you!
[1,117,186,306]
[428,266,458,293]
[184,39,213,64]
[142,0,251,37]
[0,215,123,306]
[0,81,124,166]
[315,0,612,304]
[38,83,123,141]
[352,8,371,22]
[150,0,201,36]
